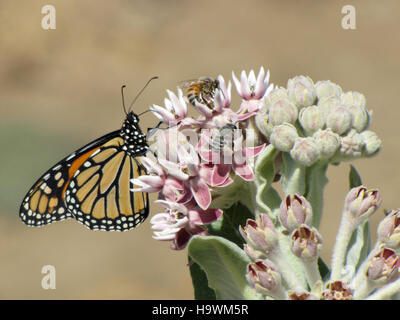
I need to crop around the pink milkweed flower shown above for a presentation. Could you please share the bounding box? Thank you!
[232,67,274,118]
[198,129,265,182]
[131,157,186,202]
[150,89,197,127]
[215,75,232,110]
[157,144,214,210]
[151,199,222,250]
[232,67,272,101]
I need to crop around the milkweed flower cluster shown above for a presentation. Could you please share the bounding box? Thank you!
[255,76,381,166]
[242,188,400,300]
[131,68,400,300]
[132,67,270,249]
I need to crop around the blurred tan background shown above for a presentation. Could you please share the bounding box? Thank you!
[0,0,399,299]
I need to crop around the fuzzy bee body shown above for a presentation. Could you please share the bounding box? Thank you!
[209,123,237,152]
[181,77,220,110]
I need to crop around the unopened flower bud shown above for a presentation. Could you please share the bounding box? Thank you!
[366,247,400,285]
[290,137,320,167]
[347,105,370,132]
[299,105,325,135]
[268,99,298,126]
[313,129,340,159]
[361,130,382,156]
[340,129,363,158]
[255,112,274,139]
[287,75,316,108]
[279,194,313,232]
[290,225,322,260]
[315,80,343,99]
[265,87,289,110]
[341,91,366,109]
[377,209,400,251]
[240,213,278,254]
[317,96,340,120]
[326,106,353,135]
[246,259,283,296]
[322,281,353,300]
[288,291,318,300]
[270,123,298,152]
[243,244,267,260]
[344,186,382,224]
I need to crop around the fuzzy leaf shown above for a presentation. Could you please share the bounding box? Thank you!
[188,235,262,300]
[189,257,216,300]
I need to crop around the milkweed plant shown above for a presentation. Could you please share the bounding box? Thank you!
[131,67,400,300]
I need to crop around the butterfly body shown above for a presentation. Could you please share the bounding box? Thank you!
[19,111,149,232]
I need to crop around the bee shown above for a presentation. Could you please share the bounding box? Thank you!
[209,123,237,152]
[180,77,220,110]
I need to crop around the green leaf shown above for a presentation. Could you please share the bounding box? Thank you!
[349,165,362,188]
[188,235,262,300]
[189,257,216,300]
[317,257,330,281]
[207,202,253,247]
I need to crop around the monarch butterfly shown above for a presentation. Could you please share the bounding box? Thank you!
[19,78,158,232]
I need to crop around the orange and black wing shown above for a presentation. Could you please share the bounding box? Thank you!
[64,136,148,231]
[19,130,148,231]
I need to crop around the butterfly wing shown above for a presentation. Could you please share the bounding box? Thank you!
[64,136,149,231]
[19,130,137,228]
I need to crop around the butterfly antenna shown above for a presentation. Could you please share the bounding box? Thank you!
[129,76,159,112]
[121,85,128,115]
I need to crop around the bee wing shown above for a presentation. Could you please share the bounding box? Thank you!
[177,79,199,90]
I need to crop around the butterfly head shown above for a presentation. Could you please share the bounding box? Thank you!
[120,111,148,156]
[126,111,140,125]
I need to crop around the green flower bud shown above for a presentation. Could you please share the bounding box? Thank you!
[317,96,340,120]
[290,137,320,167]
[268,99,298,126]
[287,75,316,108]
[255,112,274,139]
[313,129,340,159]
[361,130,382,156]
[340,129,363,158]
[341,91,366,109]
[298,105,325,135]
[347,105,370,132]
[315,80,343,99]
[265,87,289,110]
[326,106,353,135]
[270,123,298,152]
